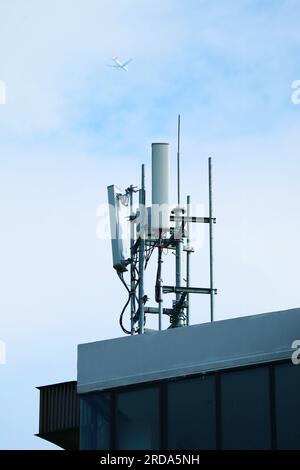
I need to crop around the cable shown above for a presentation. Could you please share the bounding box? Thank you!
[117,272,132,335]
[155,246,163,303]
[119,294,131,335]
[117,238,157,335]
[118,272,130,293]
[155,232,163,304]
[145,244,155,269]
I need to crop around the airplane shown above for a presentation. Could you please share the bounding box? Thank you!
[107,56,132,72]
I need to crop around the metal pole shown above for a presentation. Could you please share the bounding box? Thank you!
[158,245,163,332]
[208,157,214,322]
[186,195,191,326]
[175,215,182,305]
[174,114,183,326]
[177,114,181,206]
[175,115,182,306]
[138,164,146,334]
[129,187,136,335]
[158,285,162,330]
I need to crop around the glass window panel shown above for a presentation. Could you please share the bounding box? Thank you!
[115,387,159,450]
[167,375,216,450]
[275,362,300,449]
[221,367,271,449]
[80,393,111,450]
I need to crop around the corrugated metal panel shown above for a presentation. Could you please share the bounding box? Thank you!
[37,381,79,449]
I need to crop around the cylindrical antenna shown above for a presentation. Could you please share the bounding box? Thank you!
[177,114,181,206]
[208,157,215,322]
[138,164,146,334]
[151,143,170,235]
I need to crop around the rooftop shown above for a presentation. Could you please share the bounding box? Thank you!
[77,307,299,394]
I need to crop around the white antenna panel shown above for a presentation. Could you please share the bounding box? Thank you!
[107,185,130,272]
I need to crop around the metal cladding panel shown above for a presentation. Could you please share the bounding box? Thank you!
[38,381,79,436]
[77,308,300,394]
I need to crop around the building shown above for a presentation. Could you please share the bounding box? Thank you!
[37,307,300,450]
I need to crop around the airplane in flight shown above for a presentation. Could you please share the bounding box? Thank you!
[108,56,132,72]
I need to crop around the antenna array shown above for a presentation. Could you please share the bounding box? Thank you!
[107,116,217,334]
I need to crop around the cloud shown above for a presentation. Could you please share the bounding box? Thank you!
[1,0,300,143]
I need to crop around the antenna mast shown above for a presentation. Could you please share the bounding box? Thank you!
[177,114,181,206]
[174,115,184,327]
[107,116,217,334]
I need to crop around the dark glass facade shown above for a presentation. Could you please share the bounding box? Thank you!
[275,362,300,449]
[80,361,300,450]
[220,367,271,449]
[80,392,111,450]
[167,375,216,450]
[115,387,160,450]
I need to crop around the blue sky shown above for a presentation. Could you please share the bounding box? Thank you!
[0,0,300,449]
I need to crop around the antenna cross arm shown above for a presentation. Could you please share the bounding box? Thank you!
[163,286,217,295]
[170,215,216,224]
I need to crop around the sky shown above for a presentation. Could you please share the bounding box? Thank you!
[0,0,300,449]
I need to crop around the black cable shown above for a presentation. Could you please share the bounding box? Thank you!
[118,271,130,293]
[117,238,157,335]
[155,232,163,304]
[145,244,155,269]
[117,272,132,335]
[155,247,162,303]
[119,294,131,335]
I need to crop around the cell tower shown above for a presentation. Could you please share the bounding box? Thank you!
[107,116,217,334]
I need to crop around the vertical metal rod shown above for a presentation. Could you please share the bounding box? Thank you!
[208,157,214,322]
[175,227,182,305]
[158,287,162,330]
[177,114,181,206]
[175,114,183,325]
[186,195,191,326]
[175,115,182,307]
[138,164,146,334]
[129,187,135,335]
[158,245,163,332]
